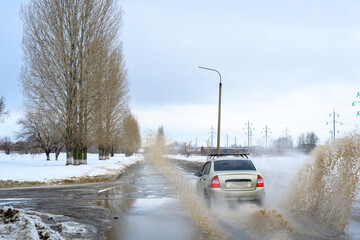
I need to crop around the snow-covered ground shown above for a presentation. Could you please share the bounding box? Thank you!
[0,152,143,183]
[167,154,208,162]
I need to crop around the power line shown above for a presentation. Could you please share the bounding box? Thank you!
[284,101,351,128]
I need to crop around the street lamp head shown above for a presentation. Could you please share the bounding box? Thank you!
[198,66,222,84]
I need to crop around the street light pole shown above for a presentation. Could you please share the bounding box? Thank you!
[199,66,222,155]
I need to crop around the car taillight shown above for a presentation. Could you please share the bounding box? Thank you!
[211,175,220,188]
[256,175,264,187]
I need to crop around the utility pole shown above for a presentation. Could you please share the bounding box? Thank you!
[284,126,289,139]
[248,122,250,148]
[352,91,360,117]
[352,92,360,132]
[333,109,335,141]
[326,108,343,142]
[261,125,271,149]
[282,126,291,149]
[234,136,237,148]
[224,134,230,148]
[243,121,254,148]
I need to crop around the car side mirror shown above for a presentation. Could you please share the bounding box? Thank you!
[194,171,201,177]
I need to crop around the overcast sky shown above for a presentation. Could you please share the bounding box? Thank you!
[1,0,360,147]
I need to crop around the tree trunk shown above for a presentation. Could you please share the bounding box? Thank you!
[105,148,110,160]
[100,147,106,160]
[110,146,114,157]
[66,147,74,165]
[73,147,82,165]
[98,146,102,160]
[46,150,50,161]
[55,149,60,161]
[82,147,88,165]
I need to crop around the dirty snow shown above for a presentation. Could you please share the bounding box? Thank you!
[0,205,93,240]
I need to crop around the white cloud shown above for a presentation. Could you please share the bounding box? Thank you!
[133,81,360,146]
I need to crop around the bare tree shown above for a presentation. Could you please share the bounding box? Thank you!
[297,132,319,152]
[121,113,141,157]
[273,136,293,149]
[0,137,12,154]
[21,0,126,165]
[157,126,165,146]
[297,133,305,148]
[0,96,9,123]
[94,45,129,160]
[306,132,319,145]
[53,126,65,161]
[17,110,63,160]
[180,141,193,157]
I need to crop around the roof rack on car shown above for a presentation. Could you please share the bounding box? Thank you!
[208,153,250,159]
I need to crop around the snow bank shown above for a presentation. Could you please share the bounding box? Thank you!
[0,153,143,186]
[0,206,93,240]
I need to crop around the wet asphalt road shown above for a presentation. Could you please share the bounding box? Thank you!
[1,159,360,240]
[0,160,208,240]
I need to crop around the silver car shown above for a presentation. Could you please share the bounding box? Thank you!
[195,155,265,204]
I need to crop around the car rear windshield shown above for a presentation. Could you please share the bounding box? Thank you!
[214,160,256,171]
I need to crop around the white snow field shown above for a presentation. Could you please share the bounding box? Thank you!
[0,152,143,183]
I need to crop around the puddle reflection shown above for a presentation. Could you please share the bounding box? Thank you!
[97,184,137,239]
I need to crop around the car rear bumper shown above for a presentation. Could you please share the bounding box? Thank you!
[205,187,265,201]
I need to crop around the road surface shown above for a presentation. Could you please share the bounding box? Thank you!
[1,159,359,240]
